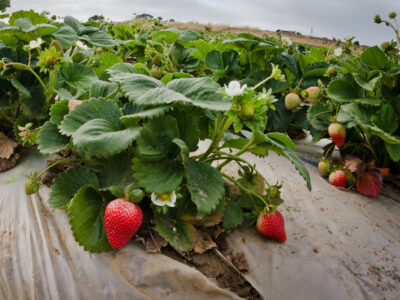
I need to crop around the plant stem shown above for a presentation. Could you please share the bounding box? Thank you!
[216,131,255,170]
[36,158,101,179]
[207,151,271,187]
[251,74,272,91]
[221,172,269,207]
[199,115,233,160]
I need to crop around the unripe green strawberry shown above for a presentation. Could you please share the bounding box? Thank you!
[304,86,321,104]
[150,68,162,79]
[0,61,4,71]
[285,92,300,110]
[104,198,143,248]
[152,53,163,65]
[318,159,331,176]
[267,185,280,199]
[326,66,337,77]
[49,40,63,53]
[25,178,40,195]
[44,55,55,68]
[256,210,286,242]
[238,102,255,121]
[328,123,346,147]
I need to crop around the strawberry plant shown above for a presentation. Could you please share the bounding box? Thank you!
[27,62,311,252]
[307,45,400,178]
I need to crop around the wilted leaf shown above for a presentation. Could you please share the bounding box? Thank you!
[343,155,365,175]
[0,132,17,159]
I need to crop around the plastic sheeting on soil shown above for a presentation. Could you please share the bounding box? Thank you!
[1,147,400,300]
[0,151,240,300]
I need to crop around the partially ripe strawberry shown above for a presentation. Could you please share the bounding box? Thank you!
[318,159,331,176]
[304,86,321,104]
[329,170,346,188]
[256,210,286,243]
[238,102,255,121]
[104,198,143,248]
[68,99,82,110]
[285,92,300,110]
[379,167,389,177]
[328,123,346,147]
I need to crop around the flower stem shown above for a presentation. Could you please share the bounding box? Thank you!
[251,74,272,91]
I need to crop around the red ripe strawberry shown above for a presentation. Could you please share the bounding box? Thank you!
[256,210,286,243]
[329,170,346,188]
[328,123,346,147]
[68,99,82,110]
[104,198,143,248]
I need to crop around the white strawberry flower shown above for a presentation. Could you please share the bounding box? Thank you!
[151,191,177,207]
[224,80,247,97]
[281,36,292,46]
[75,40,89,50]
[29,38,43,49]
[334,48,343,56]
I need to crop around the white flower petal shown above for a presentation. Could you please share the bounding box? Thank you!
[334,48,343,56]
[151,191,177,207]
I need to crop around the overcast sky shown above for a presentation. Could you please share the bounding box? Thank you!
[7,0,400,46]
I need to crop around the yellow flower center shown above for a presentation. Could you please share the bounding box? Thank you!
[158,193,171,201]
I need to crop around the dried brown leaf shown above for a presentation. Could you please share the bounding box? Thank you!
[0,132,17,159]
[230,251,249,273]
[188,225,216,254]
[343,155,365,174]
[0,153,20,172]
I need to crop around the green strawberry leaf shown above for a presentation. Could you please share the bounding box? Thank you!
[89,80,118,99]
[120,106,170,127]
[340,103,400,144]
[152,29,180,44]
[360,46,388,70]
[50,26,78,48]
[133,158,184,194]
[60,99,122,136]
[186,160,225,217]
[68,185,112,252]
[153,212,192,251]
[49,168,98,209]
[98,152,135,190]
[50,100,69,125]
[59,63,98,91]
[80,30,115,47]
[37,121,70,154]
[111,74,230,111]
[223,201,244,230]
[385,143,400,162]
[72,119,140,156]
[135,115,180,160]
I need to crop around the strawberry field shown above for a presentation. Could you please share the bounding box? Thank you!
[1,1,400,299]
